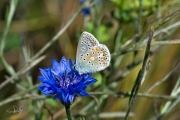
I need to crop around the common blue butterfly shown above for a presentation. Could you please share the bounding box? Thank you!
[75,31,111,74]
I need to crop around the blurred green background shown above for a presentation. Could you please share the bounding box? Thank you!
[0,0,180,120]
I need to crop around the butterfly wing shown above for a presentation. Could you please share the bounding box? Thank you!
[76,31,99,66]
[75,32,111,74]
[97,44,111,69]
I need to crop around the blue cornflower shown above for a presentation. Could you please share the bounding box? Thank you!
[81,7,91,16]
[38,56,97,105]
[79,0,91,16]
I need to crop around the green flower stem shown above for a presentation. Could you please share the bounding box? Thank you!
[65,105,73,120]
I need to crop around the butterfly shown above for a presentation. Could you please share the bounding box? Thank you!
[75,31,111,74]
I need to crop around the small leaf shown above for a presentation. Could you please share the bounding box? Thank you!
[97,25,110,42]
[93,73,102,87]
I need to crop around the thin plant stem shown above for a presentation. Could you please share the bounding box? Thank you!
[138,0,142,33]
[124,27,154,120]
[147,60,180,93]
[154,9,180,30]
[0,91,178,107]
[121,9,180,49]
[0,0,18,73]
[157,77,180,120]
[151,40,180,45]
[0,0,18,51]
[89,92,177,100]
[0,55,45,90]
[0,0,26,90]
[65,105,73,120]
[12,83,40,97]
[143,20,180,43]
[0,95,47,107]
[111,39,180,57]
[20,34,34,87]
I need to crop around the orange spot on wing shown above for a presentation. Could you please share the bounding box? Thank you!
[103,62,107,66]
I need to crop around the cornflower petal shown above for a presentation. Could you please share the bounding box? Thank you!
[38,56,97,105]
[84,78,97,86]
[79,90,89,96]
[52,59,62,75]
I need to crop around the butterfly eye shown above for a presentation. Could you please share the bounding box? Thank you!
[86,53,89,56]
[83,58,86,61]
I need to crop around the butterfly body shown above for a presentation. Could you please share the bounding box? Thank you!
[75,32,111,74]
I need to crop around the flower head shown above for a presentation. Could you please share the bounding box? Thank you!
[81,7,91,16]
[38,56,97,105]
[79,0,91,16]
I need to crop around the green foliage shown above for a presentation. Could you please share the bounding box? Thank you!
[112,0,157,9]
[86,22,110,42]
[93,73,103,87]
[112,0,158,21]
[4,34,21,52]
[97,25,110,42]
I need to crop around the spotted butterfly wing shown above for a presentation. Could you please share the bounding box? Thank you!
[76,32,99,65]
[75,31,111,74]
